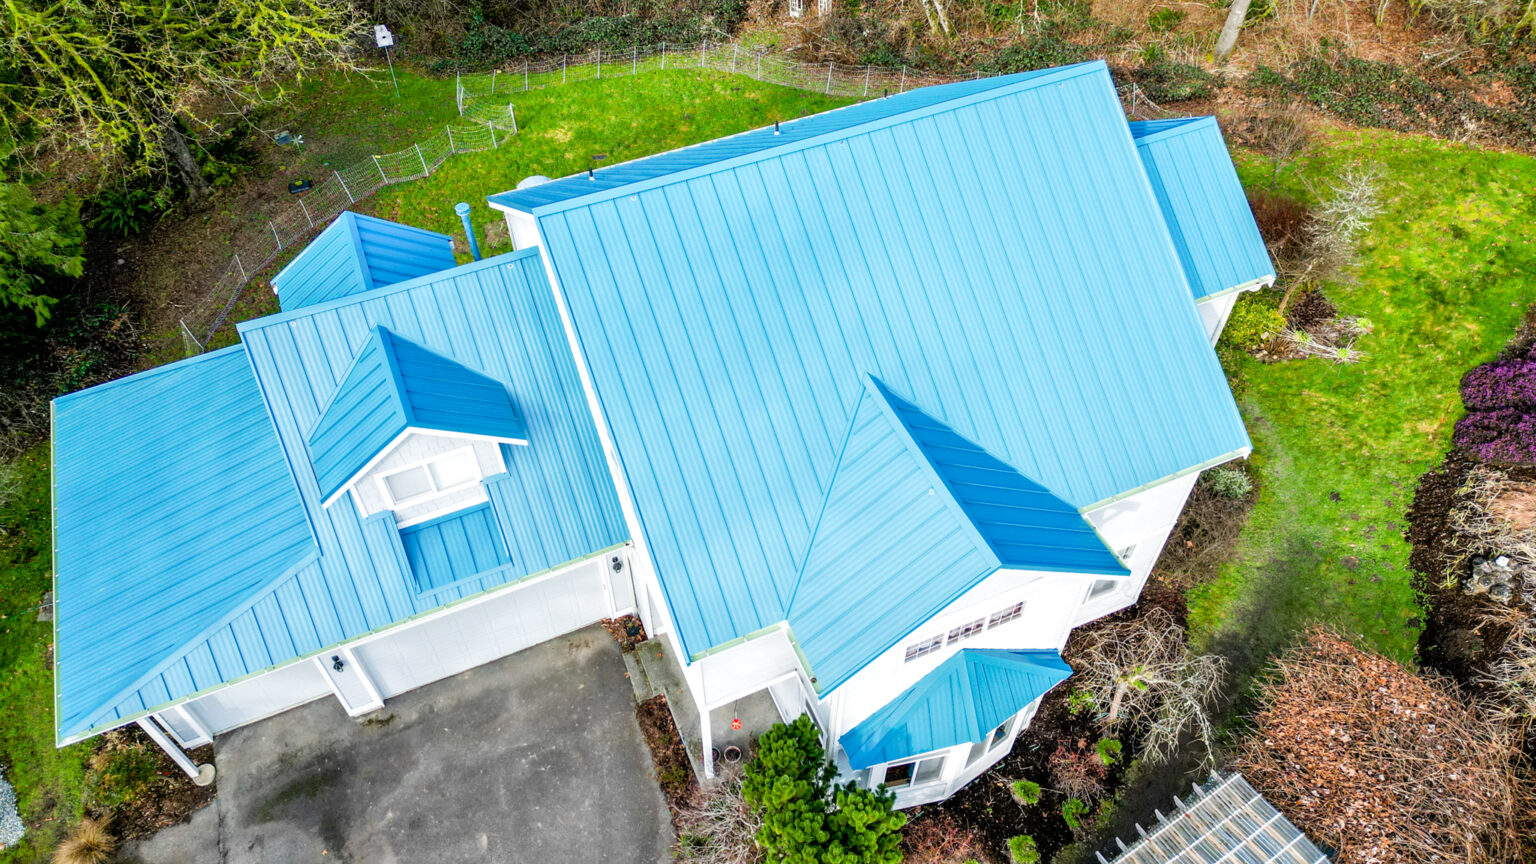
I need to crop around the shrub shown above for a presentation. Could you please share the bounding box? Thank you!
[1010,778,1042,806]
[1093,738,1122,767]
[1204,466,1254,500]
[1065,687,1095,716]
[53,817,114,864]
[85,738,160,810]
[1061,798,1089,831]
[743,716,905,863]
[1130,62,1219,103]
[1048,741,1106,800]
[1145,7,1184,31]
[1237,627,1530,864]
[89,184,169,237]
[1008,834,1040,864]
[1221,295,1285,351]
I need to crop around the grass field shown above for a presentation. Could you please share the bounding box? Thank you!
[202,68,852,349]
[1188,129,1536,675]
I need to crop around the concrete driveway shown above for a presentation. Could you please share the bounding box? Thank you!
[126,626,672,864]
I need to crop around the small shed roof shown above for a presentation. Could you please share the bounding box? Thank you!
[1100,772,1330,864]
[786,376,1123,692]
[840,649,1072,768]
[52,346,316,740]
[271,211,455,311]
[1129,118,1274,300]
[307,325,528,502]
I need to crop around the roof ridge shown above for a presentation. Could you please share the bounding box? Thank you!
[784,384,869,616]
[503,61,1109,217]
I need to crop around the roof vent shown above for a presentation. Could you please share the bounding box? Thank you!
[515,175,552,190]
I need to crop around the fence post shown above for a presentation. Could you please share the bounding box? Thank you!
[373,154,387,183]
[701,41,706,66]
[298,197,312,227]
[490,123,498,149]
[524,59,529,91]
[757,53,762,80]
[732,45,738,73]
[492,69,497,93]
[335,170,354,203]
[509,105,518,134]
[446,124,455,153]
[456,71,463,114]
[234,253,246,282]
[900,66,907,93]
[563,55,567,83]
[597,48,601,78]
[864,66,871,96]
[269,221,282,248]
[416,143,429,177]
[633,45,638,75]
[825,62,833,94]
[662,42,666,68]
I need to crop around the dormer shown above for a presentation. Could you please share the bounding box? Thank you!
[307,326,528,527]
[271,212,456,312]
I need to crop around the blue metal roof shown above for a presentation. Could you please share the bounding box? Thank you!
[399,503,513,593]
[528,60,1251,670]
[487,66,1070,214]
[52,346,317,740]
[785,376,1123,693]
[307,325,528,501]
[1129,118,1274,300]
[54,245,626,742]
[840,649,1073,769]
[271,212,455,311]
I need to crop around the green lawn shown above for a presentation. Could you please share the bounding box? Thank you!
[0,446,90,862]
[1187,129,1536,674]
[208,68,852,347]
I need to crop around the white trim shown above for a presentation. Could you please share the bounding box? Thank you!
[314,649,385,717]
[321,427,528,510]
[164,704,213,749]
[137,717,204,781]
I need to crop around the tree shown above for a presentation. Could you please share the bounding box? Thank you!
[0,0,361,206]
[1213,0,1253,63]
[0,181,83,324]
[1073,607,1225,765]
[742,716,906,864]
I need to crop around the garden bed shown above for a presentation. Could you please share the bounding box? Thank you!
[636,695,696,817]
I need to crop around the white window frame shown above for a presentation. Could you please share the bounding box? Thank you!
[376,446,483,509]
[881,753,946,790]
[904,634,944,662]
[987,601,1024,629]
[1088,578,1119,600]
[946,617,985,645]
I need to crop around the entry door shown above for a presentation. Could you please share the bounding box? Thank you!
[315,648,383,715]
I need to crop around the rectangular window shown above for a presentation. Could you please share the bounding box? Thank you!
[379,447,483,507]
[883,755,945,789]
[1088,579,1118,600]
[947,617,985,645]
[904,635,944,662]
[987,602,1024,629]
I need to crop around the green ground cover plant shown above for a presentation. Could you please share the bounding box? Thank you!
[1189,129,1536,676]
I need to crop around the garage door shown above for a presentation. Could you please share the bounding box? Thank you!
[351,557,610,699]
[182,656,332,737]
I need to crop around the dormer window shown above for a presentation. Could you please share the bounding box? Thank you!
[379,448,481,507]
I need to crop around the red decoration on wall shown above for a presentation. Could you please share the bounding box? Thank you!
[731,716,742,730]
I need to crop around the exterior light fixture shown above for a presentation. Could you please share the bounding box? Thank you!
[332,655,345,673]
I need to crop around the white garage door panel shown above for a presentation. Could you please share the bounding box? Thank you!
[355,560,608,699]
[186,658,331,735]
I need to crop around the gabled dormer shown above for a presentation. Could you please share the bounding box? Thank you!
[307,326,528,528]
[271,212,456,312]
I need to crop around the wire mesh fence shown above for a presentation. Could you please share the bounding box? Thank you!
[180,43,1171,354]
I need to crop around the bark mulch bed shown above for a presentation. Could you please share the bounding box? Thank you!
[104,727,216,841]
[636,694,697,817]
[601,614,649,653]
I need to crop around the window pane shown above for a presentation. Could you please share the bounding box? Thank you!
[966,740,989,767]
[947,618,984,645]
[884,762,914,788]
[384,466,432,502]
[904,635,944,662]
[429,450,478,489]
[988,602,1024,628]
[1089,579,1118,599]
[990,717,1014,749]
[914,756,945,784]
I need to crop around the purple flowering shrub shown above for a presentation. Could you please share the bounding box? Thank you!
[1454,346,1536,464]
